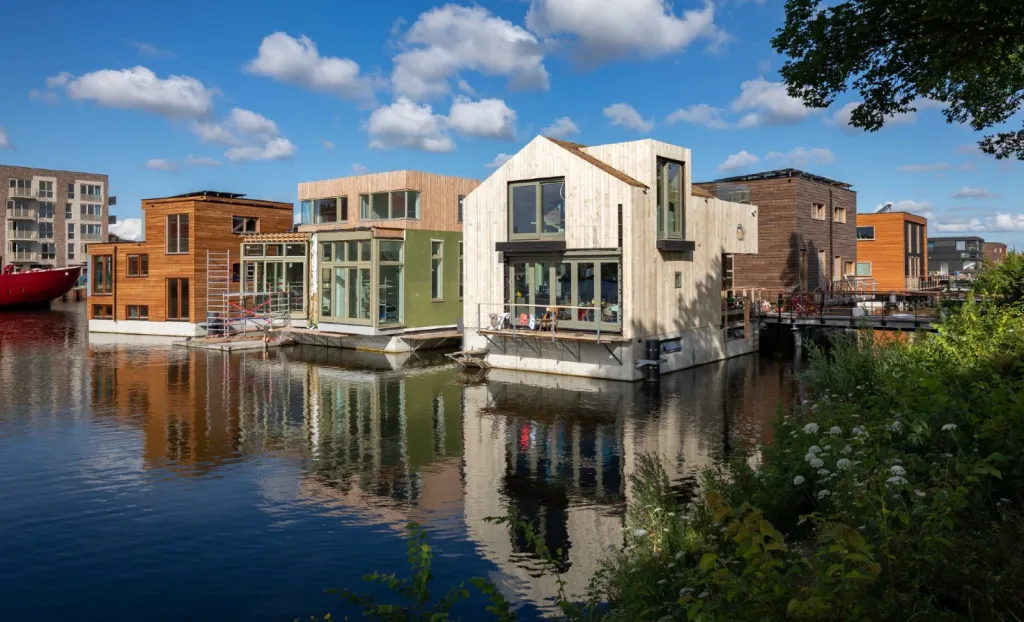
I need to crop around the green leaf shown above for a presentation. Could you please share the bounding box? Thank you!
[699,553,718,571]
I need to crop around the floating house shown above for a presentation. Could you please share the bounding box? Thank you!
[461,137,758,382]
[855,209,928,291]
[274,171,480,352]
[87,191,294,336]
[696,169,857,292]
[927,236,986,277]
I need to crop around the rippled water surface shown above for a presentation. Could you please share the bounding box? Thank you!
[0,304,798,620]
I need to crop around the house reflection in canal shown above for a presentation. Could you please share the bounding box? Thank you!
[85,337,793,611]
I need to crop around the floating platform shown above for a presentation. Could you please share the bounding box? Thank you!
[173,332,294,351]
[446,348,489,369]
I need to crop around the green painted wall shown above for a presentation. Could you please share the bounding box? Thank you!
[404,229,462,329]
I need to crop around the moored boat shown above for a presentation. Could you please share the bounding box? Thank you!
[0,264,83,309]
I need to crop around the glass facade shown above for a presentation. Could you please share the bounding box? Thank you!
[509,180,565,239]
[507,258,620,330]
[241,242,309,314]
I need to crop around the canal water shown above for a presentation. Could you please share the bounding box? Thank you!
[0,303,799,621]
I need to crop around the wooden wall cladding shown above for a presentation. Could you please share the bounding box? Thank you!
[856,212,927,291]
[297,170,480,233]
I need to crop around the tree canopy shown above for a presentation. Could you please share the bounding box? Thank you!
[772,0,1024,159]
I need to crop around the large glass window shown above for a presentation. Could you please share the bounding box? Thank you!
[431,240,443,300]
[232,216,259,233]
[656,159,684,239]
[166,214,190,254]
[509,179,565,239]
[92,256,112,294]
[285,262,305,311]
[379,240,404,325]
[507,258,621,330]
[955,240,966,251]
[127,254,149,277]
[371,193,389,219]
[359,191,419,220]
[856,226,875,240]
[314,198,347,223]
[167,278,189,320]
[321,237,372,323]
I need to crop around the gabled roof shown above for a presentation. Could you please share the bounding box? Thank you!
[692,185,714,199]
[545,138,648,189]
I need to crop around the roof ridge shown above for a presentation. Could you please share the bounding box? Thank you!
[544,137,648,189]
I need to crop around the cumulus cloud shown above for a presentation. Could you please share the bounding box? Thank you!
[367,98,454,152]
[765,147,835,166]
[392,5,548,100]
[128,41,174,58]
[63,66,215,118]
[225,137,296,162]
[45,72,73,88]
[185,155,221,167]
[28,89,58,103]
[189,108,294,162]
[190,121,242,146]
[486,153,513,168]
[666,104,728,129]
[718,150,759,172]
[603,103,654,132]
[447,97,517,140]
[244,32,374,101]
[322,139,335,150]
[110,218,143,241]
[145,158,178,171]
[542,116,580,139]
[876,200,933,218]
[0,128,10,150]
[352,162,369,173]
[935,213,1024,232]
[952,186,997,199]
[732,78,814,127]
[526,0,727,61]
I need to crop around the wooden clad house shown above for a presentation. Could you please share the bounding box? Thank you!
[855,210,928,291]
[462,137,758,381]
[87,191,293,336]
[696,169,857,292]
[292,171,480,352]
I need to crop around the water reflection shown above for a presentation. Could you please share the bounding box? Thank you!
[0,305,797,619]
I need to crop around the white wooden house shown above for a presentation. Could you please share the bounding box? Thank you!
[462,137,759,381]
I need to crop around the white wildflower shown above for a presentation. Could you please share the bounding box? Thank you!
[890,465,907,476]
[699,591,709,599]
[836,458,853,470]
[828,426,843,436]
[941,423,957,431]
[818,468,831,476]
[803,423,820,434]
[886,476,909,486]
[841,445,853,455]
[891,458,903,465]
[808,445,822,455]
[890,420,903,433]
[667,512,676,517]
[658,579,667,585]
[680,587,693,596]
[943,453,953,458]
[817,490,831,500]
[915,490,926,498]
[633,528,649,537]
[810,458,824,468]
[797,517,808,526]
[675,552,685,560]
[793,475,806,486]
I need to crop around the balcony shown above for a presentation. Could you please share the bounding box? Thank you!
[81,232,105,242]
[8,250,40,262]
[8,229,39,241]
[80,212,104,223]
[8,187,36,199]
[81,192,103,202]
[7,205,37,220]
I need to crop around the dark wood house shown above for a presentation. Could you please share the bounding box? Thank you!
[696,169,857,292]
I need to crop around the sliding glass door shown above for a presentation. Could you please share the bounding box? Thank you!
[507,258,620,331]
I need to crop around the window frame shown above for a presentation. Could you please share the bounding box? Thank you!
[508,178,566,241]
[358,190,421,221]
[166,278,190,321]
[856,226,875,240]
[166,214,190,255]
[833,206,847,224]
[856,261,872,276]
[92,304,113,319]
[655,158,685,240]
[431,239,444,301]
[378,239,405,326]
[955,240,966,251]
[92,255,113,295]
[231,215,259,234]
[458,195,465,224]
[811,203,826,220]
[458,240,464,299]
[506,257,621,331]
[127,254,149,277]
[126,305,149,320]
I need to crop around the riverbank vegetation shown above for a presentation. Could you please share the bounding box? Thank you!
[323,254,1024,620]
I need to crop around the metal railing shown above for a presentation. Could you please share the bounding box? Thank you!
[7,206,37,219]
[8,229,38,240]
[79,212,104,222]
[476,302,621,341]
[81,192,103,202]
[80,232,104,242]
[763,290,970,326]
[8,250,40,262]
[8,187,34,198]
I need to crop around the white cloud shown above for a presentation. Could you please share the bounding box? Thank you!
[45,72,73,88]
[185,155,221,167]
[0,128,10,150]
[956,143,980,155]
[935,213,1024,233]
[392,5,548,100]
[367,98,454,152]
[897,162,950,173]
[145,158,178,171]
[447,97,517,140]
[952,186,997,199]
[603,103,654,132]
[322,139,335,150]
[486,153,513,168]
[110,218,143,241]
[228,108,280,140]
[526,0,727,61]
[244,32,374,101]
[128,41,174,58]
[732,79,813,127]
[718,150,759,172]
[876,200,933,218]
[64,66,215,119]
[190,121,242,146]
[665,104,728,129]
[352,163,369,173]
[225,137,297,162]
[829,98,944,132]
[765,147,835,166]
[456,77,475,95]
[542,116,580,139]
[28,89,58,103]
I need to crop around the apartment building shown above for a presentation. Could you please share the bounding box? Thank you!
[1,165,111,270]
[928,236,986,276]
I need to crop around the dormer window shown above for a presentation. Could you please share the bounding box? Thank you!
[656,159,684,239]
[509,178,565,240]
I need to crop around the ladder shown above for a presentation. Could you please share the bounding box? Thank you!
[206,250,232,327]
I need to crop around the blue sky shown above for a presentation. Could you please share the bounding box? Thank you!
[2,0,1021,247]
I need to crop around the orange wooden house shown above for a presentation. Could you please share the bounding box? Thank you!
[855,210,928,291]
[87,191,294,336]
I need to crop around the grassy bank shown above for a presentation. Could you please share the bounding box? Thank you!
[322,254,1024,621]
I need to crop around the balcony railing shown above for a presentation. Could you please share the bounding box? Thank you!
[8,187,34,198]
[80,232,105,242]
[7,206,37,219]
[81,192,103,202]
[80,212,104,222]
[8,229,39,241]
[8,250,40,262]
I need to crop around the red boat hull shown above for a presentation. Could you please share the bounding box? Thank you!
[0,266,83,309]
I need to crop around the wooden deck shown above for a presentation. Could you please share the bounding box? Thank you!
[479,328,629,344]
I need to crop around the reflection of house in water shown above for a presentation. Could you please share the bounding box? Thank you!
[460,359,793,609]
